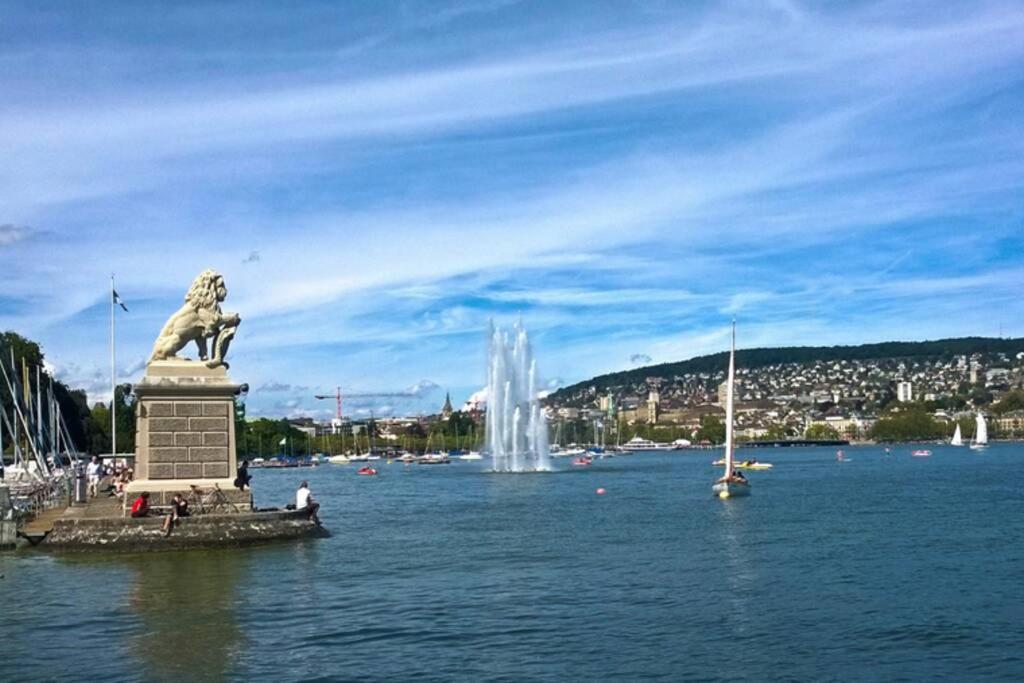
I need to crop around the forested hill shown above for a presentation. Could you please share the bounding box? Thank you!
[547,337,1024,403]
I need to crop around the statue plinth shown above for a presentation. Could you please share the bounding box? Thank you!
[125,360,251,509]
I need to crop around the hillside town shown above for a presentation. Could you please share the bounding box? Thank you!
[544,350,1024,442]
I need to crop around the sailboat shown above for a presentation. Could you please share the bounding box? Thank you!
[969,412,988,450]
[950,423,963,447]
[457,424,484,460]
[712,321,751,499]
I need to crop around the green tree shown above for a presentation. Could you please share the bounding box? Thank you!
[870,410,946,441]
[805,423,840,440]
[764,423,792,440]
[992,389,1024,414]
[696,415,726,444]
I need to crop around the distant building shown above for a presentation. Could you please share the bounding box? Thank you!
[717,381,729,406]
[646,390,660,424]
[441,392,454,420]
[995,410,1024,435]
[897,381,913,402]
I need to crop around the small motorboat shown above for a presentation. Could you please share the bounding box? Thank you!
[713,459,772,470]
[571,456,592,467]
[357,466,378,476]
[912,449,932,457]
[739,461,772,470]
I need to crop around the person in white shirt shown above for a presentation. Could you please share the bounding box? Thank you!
[86,456,102,498]
[295,481,320,525]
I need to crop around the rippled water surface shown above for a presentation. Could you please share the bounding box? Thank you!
[3,444,1024,682]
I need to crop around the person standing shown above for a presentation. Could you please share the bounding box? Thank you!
[86,456,102,498]
[295,481,320,525]
[234,460,251,491]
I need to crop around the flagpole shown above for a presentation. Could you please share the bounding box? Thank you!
[111,273,116,461]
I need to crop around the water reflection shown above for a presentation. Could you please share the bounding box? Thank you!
[714,500,757,633]
[124,549,250,682]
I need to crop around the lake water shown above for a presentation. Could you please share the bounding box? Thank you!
[2,444,1023,682]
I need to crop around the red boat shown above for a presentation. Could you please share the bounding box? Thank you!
[357,466,378,475]
[571,457,592,467]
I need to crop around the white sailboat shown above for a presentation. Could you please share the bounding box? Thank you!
[950,423,963,447]
[969,412,988,450]
[712,321,750,499]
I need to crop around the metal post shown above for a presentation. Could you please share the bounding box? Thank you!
[111,274,117,461]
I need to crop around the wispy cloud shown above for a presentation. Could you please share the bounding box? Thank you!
[2,1,1022,413]
[0,224,33,247]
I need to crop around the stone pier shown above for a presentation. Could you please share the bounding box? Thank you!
[125,360,251,509]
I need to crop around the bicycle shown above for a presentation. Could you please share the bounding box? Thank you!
[186,483,240,514]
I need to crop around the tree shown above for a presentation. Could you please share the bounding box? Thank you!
[238,418,308,459]
[1,331,102,455]
[992,389,1024,415]
[696,415,725,444]
[764,423,792,440]
[805,423,840,440]
[870,410,946,442]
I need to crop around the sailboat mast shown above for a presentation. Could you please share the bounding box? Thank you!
[724,321,736,477]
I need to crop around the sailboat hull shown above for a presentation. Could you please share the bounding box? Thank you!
[712,481,751,498]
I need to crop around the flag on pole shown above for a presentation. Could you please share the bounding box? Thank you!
[278,437,287,446]
[112,289,129,312]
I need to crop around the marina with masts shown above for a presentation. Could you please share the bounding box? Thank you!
[1,346,82,548]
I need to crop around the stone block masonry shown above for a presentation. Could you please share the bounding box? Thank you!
[126,361,243,505]
[142,405,233,479]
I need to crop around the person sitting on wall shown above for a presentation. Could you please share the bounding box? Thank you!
[295,481,321,526]
[130,492,151,519]
[110,468,132,498]
[162,492,189,535]
[234,460,252,491]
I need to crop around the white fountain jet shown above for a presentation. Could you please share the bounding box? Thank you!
[486,322,551,472]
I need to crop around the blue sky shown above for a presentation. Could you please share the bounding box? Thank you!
[1,1,1022,419]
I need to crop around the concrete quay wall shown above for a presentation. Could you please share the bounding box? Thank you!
[44,509,324,551]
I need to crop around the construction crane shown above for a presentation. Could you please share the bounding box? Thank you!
[314,387,344,422]
[314,386,426,422]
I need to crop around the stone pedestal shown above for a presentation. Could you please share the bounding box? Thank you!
[125,361,251,509]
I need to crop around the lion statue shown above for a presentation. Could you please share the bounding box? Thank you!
[149,269,241,369]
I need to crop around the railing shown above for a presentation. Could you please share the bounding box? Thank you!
[7,471,72,525]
